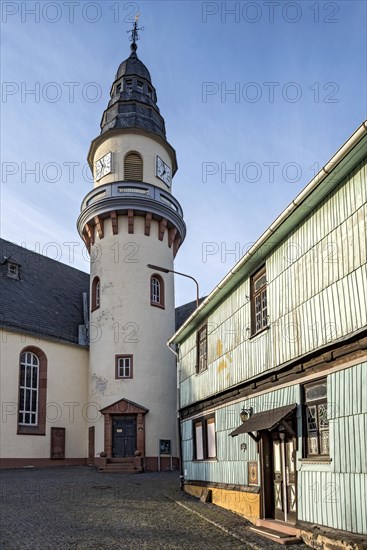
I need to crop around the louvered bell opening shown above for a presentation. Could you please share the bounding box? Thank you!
[124,153,143,181]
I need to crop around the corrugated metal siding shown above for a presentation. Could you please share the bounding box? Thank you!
[179,158,367,409]
[297,362,367,534]
[329,362,367,474]
[182,363,367,534]
[298,471,367,534]
[182,385,299,486]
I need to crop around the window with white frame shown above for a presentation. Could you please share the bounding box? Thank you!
[18,352,39,425]
[92,276,100,311]
[194,416,216,460]
[7,263,20,279]
[303,378,329,457]
[115,355,133,379]
[150,275,164,308]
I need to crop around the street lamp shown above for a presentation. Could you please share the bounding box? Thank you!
[147,264,200,307]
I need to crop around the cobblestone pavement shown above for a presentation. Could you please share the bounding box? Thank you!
[0,467,308,549]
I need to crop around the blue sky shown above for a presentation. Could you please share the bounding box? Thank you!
[1,0,366,305]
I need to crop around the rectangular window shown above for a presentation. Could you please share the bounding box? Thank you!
[197,325,207,373]
[115,355,133,379]
[193,416,216,460]
[303,378,329,457]
[137,80,144,92]
[125,79,133,92]
[251,266,268,336]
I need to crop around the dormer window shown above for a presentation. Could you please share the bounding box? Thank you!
[7,263,19,279]
[137,80,144,92]
[3,257,21,280]
[125,79,133,92]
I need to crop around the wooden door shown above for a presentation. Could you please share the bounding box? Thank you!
[88,426,95,464]
[112,416,136,457]
[272,432,297,522]
[50,427,65,459]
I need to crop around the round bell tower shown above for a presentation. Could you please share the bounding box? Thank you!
[77,26,185,471]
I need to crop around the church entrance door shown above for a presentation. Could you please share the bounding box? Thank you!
[112,416,136,457]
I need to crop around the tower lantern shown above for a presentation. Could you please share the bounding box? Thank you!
[77,23,185,471]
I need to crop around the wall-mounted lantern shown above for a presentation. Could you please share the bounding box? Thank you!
[240,406,253,423]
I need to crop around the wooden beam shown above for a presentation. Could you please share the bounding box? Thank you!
[94,216,104,239]
[110,211,118,235]
[248,432,260,443]
[168,227,177,248]
[279,420,296,438]
[145,212,152,236]
[159,218,167,241]
[128,210,134,234]
[173,236,181,257]
[85,223,94,246]
[82,231,90,253]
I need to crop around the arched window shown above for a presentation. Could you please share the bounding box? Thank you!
[18,347,47,435]
[92,276,100,311]
[150,274,164,308]
[124,152,143,181]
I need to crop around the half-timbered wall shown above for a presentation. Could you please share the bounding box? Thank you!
[180,158,367,408]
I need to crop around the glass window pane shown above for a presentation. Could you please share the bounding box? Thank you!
[26,366,31,387]
[207,418,216,458]
[195,423,203,460]
[307,435,319,455]
[31,390,37,412]
[20,365,25,386]
[306,383,327,402]
[320,430,329,454]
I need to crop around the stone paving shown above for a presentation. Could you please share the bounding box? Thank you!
[0,467,308,549]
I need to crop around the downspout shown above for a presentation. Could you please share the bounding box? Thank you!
[167,341,184,489]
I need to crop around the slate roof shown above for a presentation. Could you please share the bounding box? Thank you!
[175,298,206,332]
[0,239,89,345]
[115,51,152,82]
[0,238,200,345]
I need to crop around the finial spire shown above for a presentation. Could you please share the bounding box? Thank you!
[127,13,144,54]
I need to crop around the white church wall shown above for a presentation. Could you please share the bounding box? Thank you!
[0,330,88,463]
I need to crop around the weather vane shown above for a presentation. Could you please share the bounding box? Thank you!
[127,13,144,51]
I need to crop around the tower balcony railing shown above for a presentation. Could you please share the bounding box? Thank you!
[81,181,183,218]
[77,180,186,243]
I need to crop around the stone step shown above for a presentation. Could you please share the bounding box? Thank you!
[255,519,301,537]
[250,526,303,545]
[108,457,135,464]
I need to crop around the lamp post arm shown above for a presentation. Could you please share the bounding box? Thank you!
[169,270,199,307]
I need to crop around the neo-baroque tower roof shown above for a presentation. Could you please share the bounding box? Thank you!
[100,43,166,140]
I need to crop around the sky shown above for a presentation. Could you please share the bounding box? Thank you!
[1,0,366,306]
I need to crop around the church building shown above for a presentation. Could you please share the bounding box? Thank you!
[0,24,188,472]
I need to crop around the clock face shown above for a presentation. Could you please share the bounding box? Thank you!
[156,156,171,187]
[95,152,112,181]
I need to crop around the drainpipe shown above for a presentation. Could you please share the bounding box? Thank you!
[167,342,184,489]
